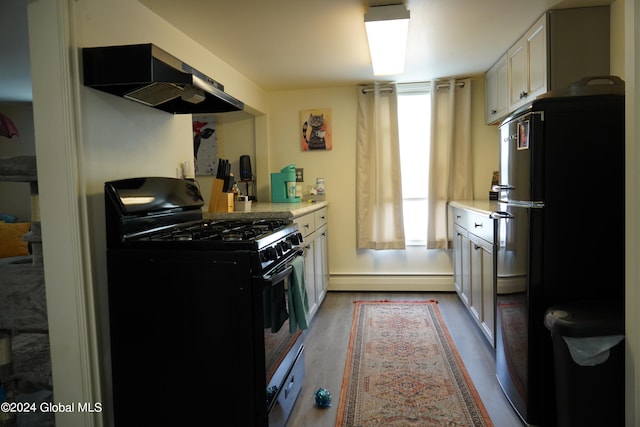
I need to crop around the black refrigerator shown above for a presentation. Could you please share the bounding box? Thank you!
[493,92,625,426]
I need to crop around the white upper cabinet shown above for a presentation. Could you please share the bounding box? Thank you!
[486,6,610,124]
[508,15,547,112]
[485,53,508,125]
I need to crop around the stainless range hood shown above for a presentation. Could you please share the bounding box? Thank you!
[82,44,244,114]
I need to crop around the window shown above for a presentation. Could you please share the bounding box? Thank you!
[397,85,431,246]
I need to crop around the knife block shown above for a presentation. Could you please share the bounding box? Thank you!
[208,179,234,213]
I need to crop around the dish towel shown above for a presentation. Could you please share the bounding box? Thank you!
[287,256,309,333]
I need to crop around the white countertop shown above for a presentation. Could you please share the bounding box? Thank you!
[204,200,328,220]
[449,200,499,216]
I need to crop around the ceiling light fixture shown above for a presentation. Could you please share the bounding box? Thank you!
[364,4,410,76]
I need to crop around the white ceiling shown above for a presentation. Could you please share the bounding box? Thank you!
[1,0,612,102]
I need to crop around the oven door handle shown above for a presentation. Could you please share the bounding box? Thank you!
[264,249,305,284]
[264,264,294,285]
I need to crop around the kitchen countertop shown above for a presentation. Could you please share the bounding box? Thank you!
[204,200,328,220]
[449,200,499,216]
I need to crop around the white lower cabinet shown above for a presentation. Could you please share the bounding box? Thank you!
[302,232,318,317]
[469,233,495,345]
[451,205,496,347]
[453,223,471,307]
[314,223,328,308]
[293,206,329,320]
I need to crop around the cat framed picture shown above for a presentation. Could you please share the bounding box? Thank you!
[301,108,332,151]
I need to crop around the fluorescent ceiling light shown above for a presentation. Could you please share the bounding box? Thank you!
[364,4,410,76]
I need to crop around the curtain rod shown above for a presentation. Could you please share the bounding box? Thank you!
[436,81,465,90]
[361,81,465,93]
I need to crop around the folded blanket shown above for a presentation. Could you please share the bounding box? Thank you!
[287,256,309,333]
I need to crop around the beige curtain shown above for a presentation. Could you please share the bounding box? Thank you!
[356,83,406,250]
[427,78,473,249]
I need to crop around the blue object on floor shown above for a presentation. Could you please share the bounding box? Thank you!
[315,388,332,408]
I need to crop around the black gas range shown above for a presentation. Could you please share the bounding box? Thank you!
[105,176,303,274]
[104,177,306,427]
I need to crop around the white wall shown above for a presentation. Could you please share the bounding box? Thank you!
[266,78,494,290]
[610,0,625,78]
[196,111,257,209]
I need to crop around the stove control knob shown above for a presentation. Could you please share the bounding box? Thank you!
[262,247,277,261]
[280,240,291,251]
[288,235,300,246]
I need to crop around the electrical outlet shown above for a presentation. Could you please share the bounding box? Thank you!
[296,168,304,182]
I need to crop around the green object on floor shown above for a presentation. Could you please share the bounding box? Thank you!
[314,388,332,408]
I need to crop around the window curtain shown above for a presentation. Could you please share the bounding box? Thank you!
[426,78,473,249]
[356,83,406,250]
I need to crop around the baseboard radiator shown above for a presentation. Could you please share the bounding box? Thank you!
[328,274,454,292]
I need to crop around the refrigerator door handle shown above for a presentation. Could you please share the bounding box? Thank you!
[492,184,515,192]
[490,211,514,220]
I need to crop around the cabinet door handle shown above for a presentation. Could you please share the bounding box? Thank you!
[491,109,497,115]
[519,91,528,99]
[474,223,483,228]
[474,244,481,250]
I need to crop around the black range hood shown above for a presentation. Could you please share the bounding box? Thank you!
[82,43,244,114]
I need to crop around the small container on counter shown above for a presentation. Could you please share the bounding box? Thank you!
[235,200,252,211]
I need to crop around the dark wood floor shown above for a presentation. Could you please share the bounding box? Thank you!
[286,291,524,427]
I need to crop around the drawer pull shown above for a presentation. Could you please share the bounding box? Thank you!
[474,223,483,228]
[285,375,295,398]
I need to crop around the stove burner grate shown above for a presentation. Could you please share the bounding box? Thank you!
[140,218,291,242]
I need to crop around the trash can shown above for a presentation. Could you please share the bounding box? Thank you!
[544,299,624,427]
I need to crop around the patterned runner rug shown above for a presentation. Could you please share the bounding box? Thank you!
[336,300,493,426]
